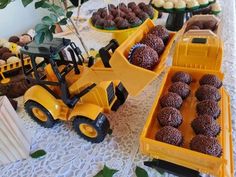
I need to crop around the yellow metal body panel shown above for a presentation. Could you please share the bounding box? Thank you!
[24,85,69,121]
[140,67,233,177]
[69,103,103,121]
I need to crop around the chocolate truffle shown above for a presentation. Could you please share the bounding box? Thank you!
[8,36,19,43]
[195,85,221,102]
[171,71,192,84]
[190,135,222,157]
[160,92,183,109]
[196,100,220,119]
[149,25,170,44]
[94,18,106,29]
[128,2,137,9]
[104,14,114,20]
[114,17,124,24]
[168,82,191,99]
[199,74,222,89]
[157,107,183,128]
[16,41,25,47]
[126,15,142,27]
[130,45,159,70]
[104,20,116,30]
[91,14,101,25]
[188,21,204,29]
[137,11,149,22]
[142,5,154,19]
[116,18,130,29]
[155,126,183,146]
[132,7,142,15]
[185,25,201,32]
[203,20,217,31]
[0,47,10,57]
[191,115,221,137]
[118,2,127,9]
[138,2,146,9]
[100,10,108,18]
[141,34,165,55]
[2,52,15,61]
[108,4,116,10]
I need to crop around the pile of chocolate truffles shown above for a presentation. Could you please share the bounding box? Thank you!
[0,34,32,66]
[129,25,170,70]
[185,19,218,32]
[155,71,192,147]
[91,2,154,30]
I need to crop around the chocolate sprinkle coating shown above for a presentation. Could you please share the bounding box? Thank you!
[203,20,217,31]
[149,25,169,44]
[195,85,221,102]
[171,71,192,84]
[137,11,149,22]
[9,36,20,43]
[128,2,137,9]
[185,25,200,32]
[188,21,204,29]
[141,34,165,55]
[104,20,116,30]
[199,74,222,89]
[157,107,183,128]
[2,53,15,61]
[168,82,191,99]
[190,135,222,157]
[155,126,183,146]
[130,45,159,70]
[196,100,221,119]
[138,2,146,9]
[94,18,106,28]
[191,115,221,137]
[160,92,183,109]
[116,18,130,29]
[0,47,10,57]
[142,5,154,19]
[126,15,142,27]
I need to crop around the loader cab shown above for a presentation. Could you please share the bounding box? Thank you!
[20,38,85,107]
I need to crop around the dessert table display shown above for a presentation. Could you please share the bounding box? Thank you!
[0,0,235,177]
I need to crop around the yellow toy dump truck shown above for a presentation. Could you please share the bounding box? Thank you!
[140,24,234,176]
[20,38,158,143]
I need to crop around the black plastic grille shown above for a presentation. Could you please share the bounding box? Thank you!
[106,82,115,105]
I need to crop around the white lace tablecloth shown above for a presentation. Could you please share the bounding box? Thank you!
[1,0,236,177]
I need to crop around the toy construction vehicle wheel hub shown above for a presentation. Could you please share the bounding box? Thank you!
[32,107,48,122]
[79,123,98,138]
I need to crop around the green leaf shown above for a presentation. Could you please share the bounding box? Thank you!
[21,0,33,7]
[94,165,118,177]
[94,170,103,177]
[35,0,45,9]
[34,32,45,44]
[50,4,64,16]
[50,14,58,22]
[135,166,149,177]
[45,30,53,41]
[30,149,46,158]
[0,0,11,9]
[50,25,56,33]
[58,18,67,25]
[35,23,49,32]
[42,16,54,25]
[66,11,73,18]
[103,165,118,177]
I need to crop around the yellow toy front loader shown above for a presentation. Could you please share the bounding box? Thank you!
[21,38,157,143]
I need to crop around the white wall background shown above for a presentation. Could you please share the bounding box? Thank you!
[0,0,47,38]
